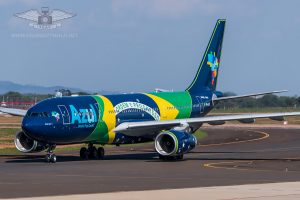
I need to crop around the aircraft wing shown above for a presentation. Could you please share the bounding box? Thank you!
[0,107,27,117]
[214,90,287,101]
[113,112,300,137]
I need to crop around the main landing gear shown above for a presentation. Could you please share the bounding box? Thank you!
[45,145,56,163]
[80,144,105,160]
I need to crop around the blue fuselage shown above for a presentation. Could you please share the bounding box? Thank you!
[22,91,217,145]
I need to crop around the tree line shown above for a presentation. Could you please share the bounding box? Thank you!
[0,91,299,109]
[215,92,300,109]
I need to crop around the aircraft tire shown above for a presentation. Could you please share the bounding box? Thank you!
[45,154,51,163]
[97,147,105,160]
[88,146,98,159]
[80,147,88,160]
[45,154,56,163]
[50,154,57,163]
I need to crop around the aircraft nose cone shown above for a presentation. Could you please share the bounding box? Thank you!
[21,120,31,134]
[21,118,44,141]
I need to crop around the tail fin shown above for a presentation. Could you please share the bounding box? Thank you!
[186,19,226,94]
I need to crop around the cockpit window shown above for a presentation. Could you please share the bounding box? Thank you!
[30,112,39,117]
[42,112,50,117]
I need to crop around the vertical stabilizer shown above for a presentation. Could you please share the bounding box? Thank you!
[186,19,226,94]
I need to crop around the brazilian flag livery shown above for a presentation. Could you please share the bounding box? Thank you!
[84,92,193,144]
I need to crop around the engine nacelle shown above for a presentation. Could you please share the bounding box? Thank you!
[155,130,197,156]
[14,131,47,153]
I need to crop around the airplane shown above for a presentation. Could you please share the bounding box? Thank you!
[1,19,300,163]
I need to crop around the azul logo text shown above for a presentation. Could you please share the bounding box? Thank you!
[69,104,97,124]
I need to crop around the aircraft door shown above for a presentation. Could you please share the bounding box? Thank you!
[95,103,104,122]
[58,105,71,125]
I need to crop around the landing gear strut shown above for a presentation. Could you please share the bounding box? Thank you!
[45,145,56,163]
[80,144,105,160]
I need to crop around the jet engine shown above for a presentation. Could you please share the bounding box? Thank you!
[14,131,47,153]
[155,130,197,156]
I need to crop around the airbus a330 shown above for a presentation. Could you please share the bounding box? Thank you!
[1,19,299,163]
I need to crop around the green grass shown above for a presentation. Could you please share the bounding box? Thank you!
[55,146,82,152]
[0,147,21,155]
[0,139,13,143]
[0,128,20,137]
[0,128,21,155]
[193,130,207,140]
[0,124,20,127]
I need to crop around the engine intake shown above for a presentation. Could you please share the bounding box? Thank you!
[14,131,47,153]
[155,130,197,156]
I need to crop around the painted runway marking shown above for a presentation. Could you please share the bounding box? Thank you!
[204,161,272,172]
[204,159,300,173]
[200,130,270,147]
[202,130,300,173]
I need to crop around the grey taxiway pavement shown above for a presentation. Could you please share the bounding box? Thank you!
[1,126,300,198]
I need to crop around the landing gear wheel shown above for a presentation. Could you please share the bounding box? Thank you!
[80,145,105,160]
[45,145,56,163]
[45,154,56,163]
[50,154,57,163]
[97,147,105,160]
[45,154,51,163]
[88,146,98,159]
[80,147,88,160]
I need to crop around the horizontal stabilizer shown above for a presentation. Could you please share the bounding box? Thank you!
[214,90,287,101]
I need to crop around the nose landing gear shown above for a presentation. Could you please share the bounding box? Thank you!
[45,145,56,163]
[80,144,105,160]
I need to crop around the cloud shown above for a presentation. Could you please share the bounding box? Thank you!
[111,0,221,19]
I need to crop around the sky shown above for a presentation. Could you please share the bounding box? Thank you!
[0,0,299,95]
